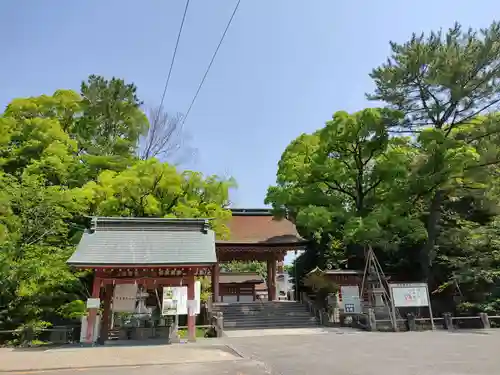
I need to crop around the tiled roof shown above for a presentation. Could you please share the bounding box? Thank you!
[67,217,216,266]
[219,208,305,244]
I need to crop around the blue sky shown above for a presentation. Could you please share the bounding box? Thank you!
[1,1,498,210]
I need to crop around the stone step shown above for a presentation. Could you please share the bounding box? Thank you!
[224,316,317,321]
[213,302,318,331]
[214,306,308,313]
[214,301,304,305]
[224,321,318,328]
[223,316,318,326]
[224,319,318,326]
[214,302,304,308]
[217,306,308,312]
[224,322,319,330]
[220,313,313,319]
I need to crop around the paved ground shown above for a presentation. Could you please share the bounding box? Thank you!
[227,328,500,375]
[1,329,500,374]
[0,344,242,373]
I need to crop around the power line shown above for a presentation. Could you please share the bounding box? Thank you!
[152,0,191,127]
[180,0,242,127]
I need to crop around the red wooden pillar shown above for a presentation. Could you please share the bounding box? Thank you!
[270,256,277,301]
[187,272,196,342]
[98,283,113,345]
[86,276,101,344]
[267,258,273,301]
[211,263,220,303]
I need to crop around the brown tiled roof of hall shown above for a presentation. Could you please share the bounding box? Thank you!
[217,208,306,244]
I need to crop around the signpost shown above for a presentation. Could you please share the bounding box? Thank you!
[389,282,435,330]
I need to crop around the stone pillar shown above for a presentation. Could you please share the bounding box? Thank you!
[187,273,196,342]
[479,312,490,329]
[211,263,220,303]
[98,283,113,345]
[85,276,101,344]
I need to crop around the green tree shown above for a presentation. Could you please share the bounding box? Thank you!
[73,75,149,184]
[221,261,267,279]
[368,21,500,280]
[79,158,234,238]
[1,75,152,188]
[266,108,425,272]
[0,174,88,333]
[0,90,80,185]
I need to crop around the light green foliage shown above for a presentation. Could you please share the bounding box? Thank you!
[0,91,80,184]
[221,261,267,279]
[0,175,88,330]
[80,159,234,239]
[197,276,212,303]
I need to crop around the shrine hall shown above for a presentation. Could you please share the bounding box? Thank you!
[67,208,306,343]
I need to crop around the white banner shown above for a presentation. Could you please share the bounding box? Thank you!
[112,284,138,312]
[80,315,101,344]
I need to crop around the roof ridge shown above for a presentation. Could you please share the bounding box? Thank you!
[89,216,212,233]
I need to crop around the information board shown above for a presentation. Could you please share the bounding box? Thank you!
[340,285,361,313]
[389,283,430,307]
[162,287,177,316]
[162,281,201,316]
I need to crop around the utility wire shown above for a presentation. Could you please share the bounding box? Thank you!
[180,0,242,127]
[152,0,191,127]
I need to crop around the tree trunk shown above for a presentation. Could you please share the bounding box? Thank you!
[421,189,443,282]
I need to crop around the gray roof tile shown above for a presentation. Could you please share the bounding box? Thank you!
[67,217,216,266]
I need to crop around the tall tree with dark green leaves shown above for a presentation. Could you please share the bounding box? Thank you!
[368,21,500,281]
[73,75,149,183]
[266,108,424,274]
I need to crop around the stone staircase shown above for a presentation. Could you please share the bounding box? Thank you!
[212,301,319,330]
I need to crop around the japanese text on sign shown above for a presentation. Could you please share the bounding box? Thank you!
[390,283,429,307]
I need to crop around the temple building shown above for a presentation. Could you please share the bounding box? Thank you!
[67,208,306,343]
